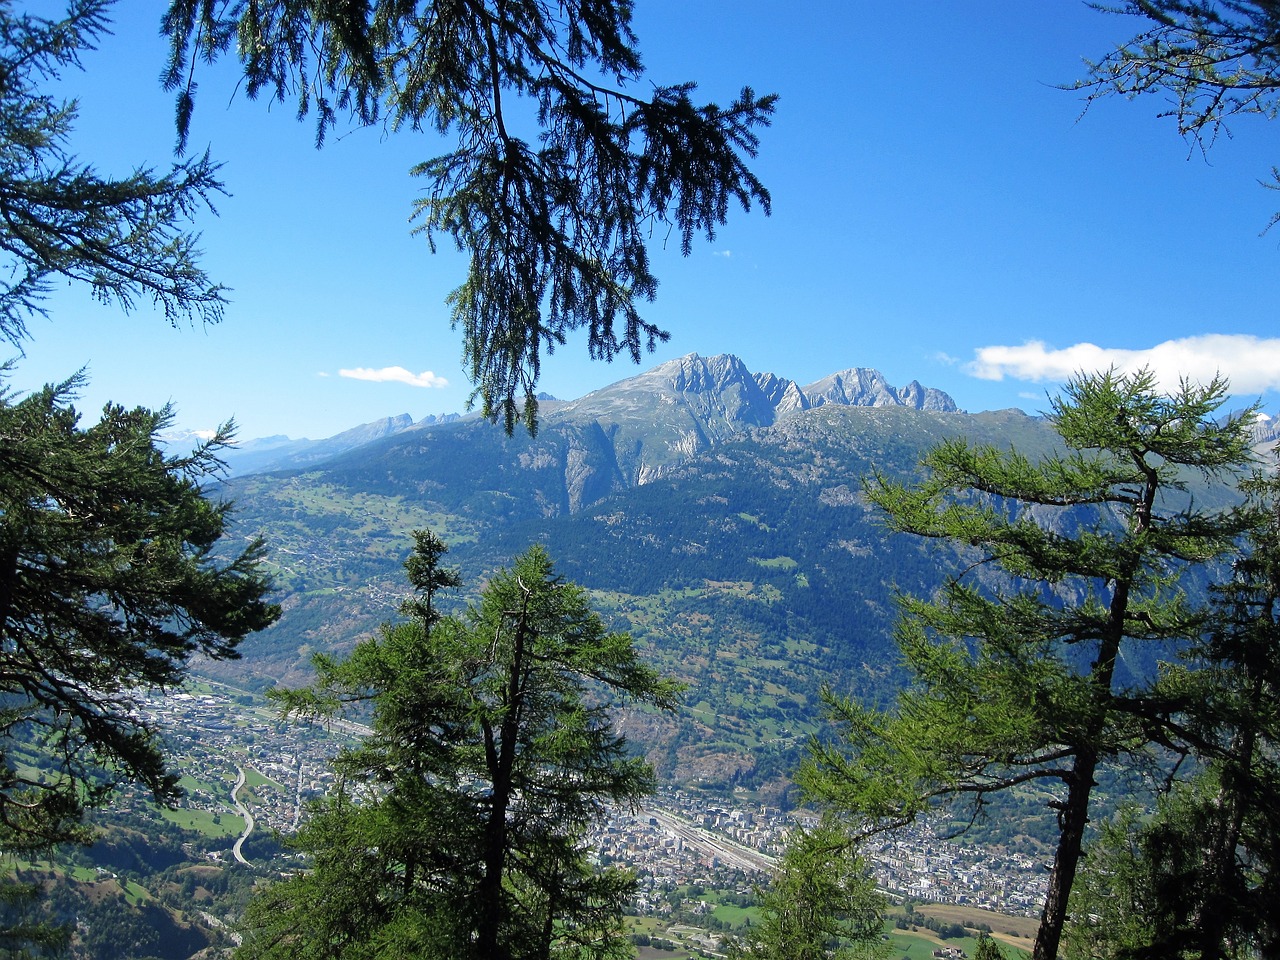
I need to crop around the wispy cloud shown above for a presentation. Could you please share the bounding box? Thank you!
[338,366,449,389]
[966,335,1280,394]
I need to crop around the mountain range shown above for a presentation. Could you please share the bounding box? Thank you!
[209,354,1260,800]
[199,356,1021,796]
[216,354,958,478]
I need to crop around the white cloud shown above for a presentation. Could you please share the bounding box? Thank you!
[711,249,732,258]
[965,335,1280,394]
[338,366,449,389]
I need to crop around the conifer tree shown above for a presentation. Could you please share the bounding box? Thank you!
[161,0,776,433]
[0,371,279,853]
[801,369,1259,960]
[729,817,885,960]
[974,932,1006,960]
[1079,2,1280,229]
[0,4,274,948]
[239,536,680,960]
[1066,469,1280,960]
[0,1,226,345]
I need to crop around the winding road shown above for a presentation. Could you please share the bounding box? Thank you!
[230,765,255,865]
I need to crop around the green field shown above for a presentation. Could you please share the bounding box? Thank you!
[157,806,244,838]
[627,901,1033,960]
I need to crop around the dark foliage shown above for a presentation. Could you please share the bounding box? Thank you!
[0,372,279,852]
[0,1,226,344]
[161,0,775,431]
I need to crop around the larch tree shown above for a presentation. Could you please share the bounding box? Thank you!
[974,933,1007,960]
[729,816,886,960]
[160,0,776,433]
[1066,469,1280,960]
[800,368,1260,960]
[237,535,681,960]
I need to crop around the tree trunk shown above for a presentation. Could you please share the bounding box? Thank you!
[477,592,532,960]
[1034,521,1139,960]
[1034,748,1097,960]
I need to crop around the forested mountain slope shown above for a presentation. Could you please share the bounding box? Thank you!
[212,356,1265,797]
[208,356,1063,797]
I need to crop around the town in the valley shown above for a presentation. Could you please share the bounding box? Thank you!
[135,683,1049,922]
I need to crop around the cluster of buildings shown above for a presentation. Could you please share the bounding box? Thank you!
[137,685,1048,919]
[131,686,340,835]
[862,825,1049,916]
[592,788,1048,918]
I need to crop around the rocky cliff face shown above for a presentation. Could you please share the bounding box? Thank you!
[234,353,962,518]
[546,354,959,488]
[555,354,778,485]
[800,368,958,412]
[1250,411,1280,461]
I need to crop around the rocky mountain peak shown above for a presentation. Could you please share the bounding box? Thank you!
[753,372,809,414]
[563,353,775,429]
[663,352,752,393]
[626,353,959,419]
[228,353,960,489]
[801,368,958,412]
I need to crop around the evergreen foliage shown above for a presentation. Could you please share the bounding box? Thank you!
[729,817,885,960]
[800,369,1260,960]
[1079,1,1280,228]
[1066,470,1280,960]
[0,371,279,854]
[974,932,1006,960]
[0,879,68,958]
[0,0,226,345]
[237,535,680,960]
[161,0,776,432]
[0,6,275,953]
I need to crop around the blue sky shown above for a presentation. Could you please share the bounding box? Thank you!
[10,1,1280,440]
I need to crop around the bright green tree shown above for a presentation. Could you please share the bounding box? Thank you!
[0,371,279,853]
[974,932,1006,960]
[161,0,776,432]
[1066,469,1280,960]
[237,536,680,960]
[0,0,226,346]
[800,369,1259,960]
[730,817,885,960]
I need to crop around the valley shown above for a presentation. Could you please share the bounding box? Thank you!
[15,354,1272,958]
[208,356,1069,804]
[38,678,1042,959]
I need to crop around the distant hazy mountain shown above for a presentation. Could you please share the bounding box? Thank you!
[219,412,462,476]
